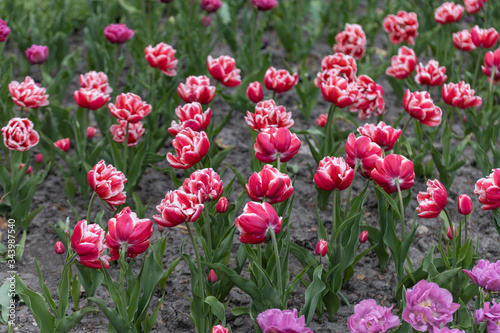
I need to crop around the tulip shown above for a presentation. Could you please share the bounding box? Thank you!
[453,29,476,52]
[463,259,500,291]
[315,53,358,86]
[71,220,110,269]
[201,0,222,12]
[207,55,241,87]
[1,118,39,152]
[55,241,65,255]
[345,133,382,178]
[74,88,110,110]
[103,23,134,44]
[108,92,152,123]
[245,99,294,132]
[386,46,417,79]
[320,75,359,108]
[264,67,299,94]
[458,194,473,215]
[434,2,464,24]
[254,127,301,163]
[315,239,328,256]
[235,201,282,244]
[247,81,264,103]
[35,153,43,163]
[0,19,11,42]
[246,165,293,204]
[482,48,500,84]
[464,0,487,14]
[144,42,178,76]
[177,75,215,104]
[371,154,415,194]
[8,76,49,109]
[153,190,204,228]
[403,90,442,127]
[350,75,385,120]
[251,0,277,11]
[54,138,70,152]
[87,160,127,208]
[313,156,354,191]
[447,226,457,240]
[166,128,210,169]
[383,11,419,45]
[415,60,447,86]
[168,102,211,136]
[201,16,211,27]
[442,81,482,109]
[110,120,145,147]
[105,207,153,260]
[471,26,499,48]
[334,23,367,60]
[25,45,49,65]
[216,197,228,213]
[416,179,448,218]
[80,71,112,94]
[208,269,218,283]
[348,299,400,333]
[359,231,369,243]
[257,309,312,333]
[87,126,97,138]
[474,169,500,210]
[357,122,401,151]
[183,168,224,202]
[18,163,33,174]
[316,113,328,127]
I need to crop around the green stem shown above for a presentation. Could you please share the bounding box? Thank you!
[204,204,212,260]
[332,190,337,238]
[186,222,205,294]
[444,208,457,265]
[124,121,129,175]
[323,104,337,156]
[400,116,412,138]
[277,155,281,172]
[464,214,468,242]
[272,90,277,102]
[87,192,97,222]
[396,180,405,239]
[270,231,283,304]
[345,161,359,213]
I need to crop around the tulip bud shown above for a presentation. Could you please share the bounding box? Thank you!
[447,226,457,240]
[55,241,65,255]
[25,45,49,65]
[87,126,97,138]
[359,230,369,243]
[208,269,217,283]
[19,163,33,174]
[35,153,43,163]
[216,197,228,213]
[315,239,328,256]
[158,224,165,233]
[201,16,211,27]
[458,194,473,215]
[247,81,264,103]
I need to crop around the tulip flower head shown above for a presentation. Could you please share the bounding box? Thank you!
[415,60,447,86]
[457,194,473,215]
[108,93,152,123]
[434,2,464,24]
[371,154,415,194]
[177,75,215,105]
[482,48,500,84]
[207,55,241,87]
[348,299,400,333]
[245,99,294,132]
[383,11,419,45]
[216,197,228,213]
[403,90,442,127]
[208,269,218,283]
[153,189,204,228]
[257,308,312,333]
[1,118,39,152]
[316,113,328,127]
[447,226,457,240]
[314,156,354,191]
[168,102,211,136]
[416,179,447,218]
[54,138,70,152]
[357,122,401,151]
[183,168,224,202]
[87,160,127,208]
[453,29,476,52]
[235,202,282,244]
[80,71,112,94]
[104,23,134,44]
[166,128,210,169]
[320,75,359,108]
[74,88,110,110]
[359,230,369,243]
[334,23,367,60]
[471,26,499,49]
[247,81,264,103]
[18,163,33,174]
[475,300,500,332]
[212,325,229,333]
[251,0,277,11]
[442,81,482,109]
[345,133,383,178]
[8,76,49,109]
[246,165,293,204]
[54,241,65,255]
[201,0,222,12]
[0,19,11,42]
[145,42,178,76]
[474,169,500,210]
[464,0,487,14]
[87,126,97,139]
[71,220,110,269]
[264,67,299,94]
[463,259,500,292]
[386,46,417,79]
[25,45,49,65]
[315,239,328,256]
[350,75,385,120]
[110,120,145,147]
[254,127,301,163]
[315,53,358,87]
[35,153,43,163]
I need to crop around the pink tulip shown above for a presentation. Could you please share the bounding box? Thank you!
[168,102,211,136]
[87,160,127,208]
[71,220,110,269]
[145,42,178,76]
[415,60,447,86]
[183,168,224,202]
[110,120,145,147]
[108,93,152,123]
[25,45,49,65]
[383,11,419,45]
[453,29,476,52]
[313,156,354,191]
[201,0,222,13]
[247,81,264,103]
[54,138,70,152]
[87,126,97,138]
[166,128,210,169]
[482,48,500,84]
[104,23,134,44]
[464,0,487,14]
[458,194,473,215]
[371,154,415,194]
[471,26,499,49]
[212,325,228,333]
[350,75,385,120]
[316,113,328,127]
[345,133,382,178]
[35,153,43,163]
[8,76,49,109]
[442,81,482,109]
[207,55,241,87]
[80,71,112,94]
[359,231,369,243]
[357,122,401,151]
[177,75,215,105]
[153,190,204,228]
[235,201,282,244]
[315,239,328,256]
[254,127,301,163]
[1,118,39,152]
[251,0,277,11]
[208,269,218,283]
[447,226,457,240]
[320,75,359,108]
[403,90,442,127]
[417,179,448,218]
[74,88,110,110]
[315,53,357,87]
[55,241,65,255]
[0,19,11,42]
[216,197,228,213]
[245,99,294,132]
[434,2,464,24]
[334,23,367,60]
[386,46,417,79]
[264,67,298,94]
[246,165,294,204]
[474,169,500,210]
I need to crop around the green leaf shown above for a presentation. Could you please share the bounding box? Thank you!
[35,259,57,316]
[301,266,326,325]
[54,306,98,333]
[88,297,132,332]
[205,296,226,325]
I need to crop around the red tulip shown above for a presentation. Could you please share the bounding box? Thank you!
[320,75,359,108]
[0,19,11,42]
[246,165,293,204]
[1,118,39,152]
[357,122,401,151]
[471,26,499,49]
[315,53,357,86]
[371,154,415,194]
[201,0,222,12]
[254,127,301,163]
[18,163,33,174]
[264,67,298,94]
[212,325,229,333]
[350,75,385,120]
[167,128,210,169]
[359,231,369,243]
[235,201,282,244]
[145,42,178,76]
[71,220,110,269]
[183,168,224,202]
[345,133,382,178]
[315,239,328,256]
[207,55,241,87]
[25,45,49,65]
[334,23,367,60]
[386,46,417,79]
[87,160,127,208]
[208,269,218,283]
[55,241,65,255]
[8,76,49,109]
[383,11,419,45]
[447,226,457,240]
[417,179,448,218]
[177,75,215,104]
[415,60,447,86]
[464,0,487,14]
[80,71,112,94]
[434,2,464,24]
[35,153,43,163]
[216,197,228,213]
[245,99,294,132]
[168,102,211,136]
[105,207,153,260]
[482,48,500,84]
[442,81,482,109]
[403,90,442,127]
[74,88,110,110]
[313,156,354,191]
[474,169,500,210]
[458,194,473,215]
[110,120,145,147]
[247,81,264,103]
[54,138,70,152]
[108,92,152,123]
[153,189,204,227]
[453,29,476,52]
[316,113,328,127]
[251,0,277,11]
[87,126,97,138]
[104,23,134,44]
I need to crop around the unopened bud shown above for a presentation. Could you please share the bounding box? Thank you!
[447,226,457,240]
[315,239,328,257]
[216,197,228,213]
[359,230,369,243]
[208,269,217,283]
[55,241,65,255]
